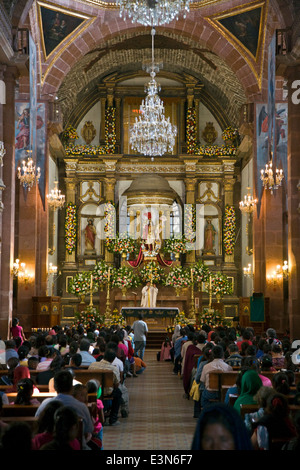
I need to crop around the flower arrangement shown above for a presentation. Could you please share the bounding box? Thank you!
[104,201,116,239]
[65,202,77,254]
[111,266,141,290]
[222,126,239,142]
[210,272,233,297]
[105,106,116,154]
[68,271,94,297]
[74,305,105,330]
[198,308,232,329]
[93,260,110,286]
[139,261,165,285]
[108,309,126,328]
[105,234,137,255]
[195,144,237,157]
[193,261,210,284]
[163,235,189,256]
[164,265,192,289]
[186,107,197,154]
[173,311,190,328]
[61,125,79,144]
[223,205,236,255]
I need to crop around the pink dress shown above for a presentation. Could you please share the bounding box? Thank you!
[11,325,24,344]
[160,342,172,361]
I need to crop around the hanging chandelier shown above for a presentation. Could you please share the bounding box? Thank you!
[116,0,191,26]
[239,187,257,215]
[46,181,65,210]
[260,160,284,194]
[17,151,41,190]
[129,28,177,158]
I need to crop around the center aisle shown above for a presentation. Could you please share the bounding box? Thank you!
[102,350,197,450]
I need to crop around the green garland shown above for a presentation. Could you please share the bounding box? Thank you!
[186,107,197,154]
[65,202,77,254]
[184,204,196,243]
[195,144,237,157]
[223,205,236,255]
[105,106,116,154]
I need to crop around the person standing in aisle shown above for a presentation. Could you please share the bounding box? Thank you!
[132,313,148,360]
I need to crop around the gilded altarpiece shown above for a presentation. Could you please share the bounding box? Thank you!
[59,153,240,326]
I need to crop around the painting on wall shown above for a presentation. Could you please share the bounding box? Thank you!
[37,2,89,58]
[217,6,263,59]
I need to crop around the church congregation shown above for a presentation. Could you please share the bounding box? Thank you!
[1,318,300,451]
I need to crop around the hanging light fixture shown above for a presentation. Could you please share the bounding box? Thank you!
[17,150,40,190]
[239,187,257,215]
[130,27,177,158]
[260,159,284,194]
[116,0,191,26]
[46,181,65,211]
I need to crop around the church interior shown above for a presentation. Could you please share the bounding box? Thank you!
[0,0,299,343]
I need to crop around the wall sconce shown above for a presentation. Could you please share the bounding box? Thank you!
[243,263,253,278]
[267,265,283,286]
[282,260,289,280]
[11,259,33,284]
[11,259,25,277]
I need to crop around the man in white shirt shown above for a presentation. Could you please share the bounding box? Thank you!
[200,344,232,408]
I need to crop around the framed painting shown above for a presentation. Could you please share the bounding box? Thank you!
[37,1,92,59]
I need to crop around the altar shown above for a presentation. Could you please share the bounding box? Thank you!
[121,307,179,331]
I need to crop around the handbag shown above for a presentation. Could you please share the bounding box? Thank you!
[189,379,200,401]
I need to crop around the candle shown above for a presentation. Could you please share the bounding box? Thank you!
[209,275,211,290]
[191,268,193,282]
[90,274,93,290]
[108,267,111,282]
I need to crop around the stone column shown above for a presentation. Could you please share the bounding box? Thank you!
[0,67,17,340]
[286,66,300,339]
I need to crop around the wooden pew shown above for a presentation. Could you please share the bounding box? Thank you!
[2,404,40,417]
[5,392,57,403]
[68,369,114,400]
[1,416,39,434]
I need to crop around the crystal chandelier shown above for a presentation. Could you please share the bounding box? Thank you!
[17,151,41,190]
[239,187,257,215]
[260,160,284,194]
[47,181,65,210]
[116,0,191,26]
[130,28,177,158]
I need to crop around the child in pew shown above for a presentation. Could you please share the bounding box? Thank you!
[72,383,102,451]
[86,379,104,449]
[32,400,81,450]
[12,377,40,405]
[39,405,81,451]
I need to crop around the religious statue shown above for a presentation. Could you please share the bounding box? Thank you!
[84,218,97,253]
[203,218,216,255]
[141,281,158,308]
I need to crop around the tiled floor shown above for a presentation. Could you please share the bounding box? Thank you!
[102,350,197,450]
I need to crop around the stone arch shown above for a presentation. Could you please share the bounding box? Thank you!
[39,13,262,107]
